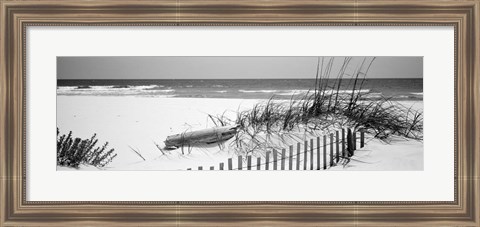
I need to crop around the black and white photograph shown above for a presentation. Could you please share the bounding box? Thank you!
[56,56,423,171]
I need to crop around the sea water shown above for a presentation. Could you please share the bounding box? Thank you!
[57,78,423,101]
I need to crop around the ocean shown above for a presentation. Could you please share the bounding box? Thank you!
[57,79,423,101]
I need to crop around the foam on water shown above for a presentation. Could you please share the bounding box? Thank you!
[238,89,278,93]
[57,85,173,96]
[56,79,422,100]
[276,90,311,96]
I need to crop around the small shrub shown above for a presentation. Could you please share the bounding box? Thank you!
[57,128,117,168]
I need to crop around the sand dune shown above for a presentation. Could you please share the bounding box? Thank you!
[57,96,423,171]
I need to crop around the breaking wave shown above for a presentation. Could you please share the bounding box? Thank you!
[57,85,174,96]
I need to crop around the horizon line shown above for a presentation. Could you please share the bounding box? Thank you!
[57,77,423,80]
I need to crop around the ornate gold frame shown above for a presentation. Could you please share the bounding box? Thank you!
[1,0,479,226]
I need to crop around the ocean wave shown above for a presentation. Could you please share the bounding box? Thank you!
[277,90,311,96]
[57,85,173,96]
[238,89,278,93]
[410,92,423,96]
[215,90,228,93]
[139,85,162,90]
[277,89,370,96]
[56,86,78,91]
[58,84,161,90]
[323,89,370,95]
[362,92,383,99]
[157,89,175,93]
[238,89,371,96]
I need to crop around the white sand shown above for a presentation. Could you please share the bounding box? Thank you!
[329,136,423,171]
[57,96,423,171]
[57,96,260,170]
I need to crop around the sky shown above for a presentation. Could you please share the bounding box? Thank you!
[57,56,422,80]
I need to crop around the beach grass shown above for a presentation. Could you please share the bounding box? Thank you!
[208,57,423,155]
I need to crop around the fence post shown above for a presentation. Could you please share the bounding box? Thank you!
[219,163,224,170]
[303,141,308,170]
[210,166,214,170]
[330,133,334,166]
[273,149,278,170]
[310,139,314,170]
[228,158,233,170]
[316,137,321,170]
[281,149,286,170]
[323,135,327,169]
[347,128,354,157]
[296,143,301,170]
[238,155,243,170]
[353,130,357,150]
[360,130,365,148]
[289,145,293,170]
[247,156,252,170]
[342,128,346,157]
[336,130,340,163]
[198,166,203,170]
[257,157,261,170]
[266,151,271,170]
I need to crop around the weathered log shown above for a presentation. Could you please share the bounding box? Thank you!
[164,125,239,148]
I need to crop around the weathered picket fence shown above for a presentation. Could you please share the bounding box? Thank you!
[187,128,365,171]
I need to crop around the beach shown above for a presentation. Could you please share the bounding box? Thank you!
[57,96,260,170]
[57,95,423,170]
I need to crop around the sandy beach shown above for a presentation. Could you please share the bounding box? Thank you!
[57,95,423,171]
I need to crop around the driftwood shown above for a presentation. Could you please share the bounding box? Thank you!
[164,125,239,148]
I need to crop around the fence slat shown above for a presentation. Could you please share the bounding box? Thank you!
[323,135,327,170]
[330,133,334,166]
[266,151,270,170]
[247,156,252,170]
[238,155,243,170]
[353,131,357,150]
[316,137,321,170]
[289,145,293,170]
[196,131,359,172]
[342,128,346,157]
[310,139,314,170]
[347,128,354,157]
[336,130,340,163]
[360,130,365,148]
[273,149,278,170]
[296,143,301,170]
[303,141,308,170]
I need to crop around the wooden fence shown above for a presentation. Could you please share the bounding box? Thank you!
[187,128,365,171]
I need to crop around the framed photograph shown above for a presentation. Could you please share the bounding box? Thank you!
[1,0,479,226]
[56,56,424,172]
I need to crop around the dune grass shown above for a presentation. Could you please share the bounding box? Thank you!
[57,128,117,168]
[208,57,423,155]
